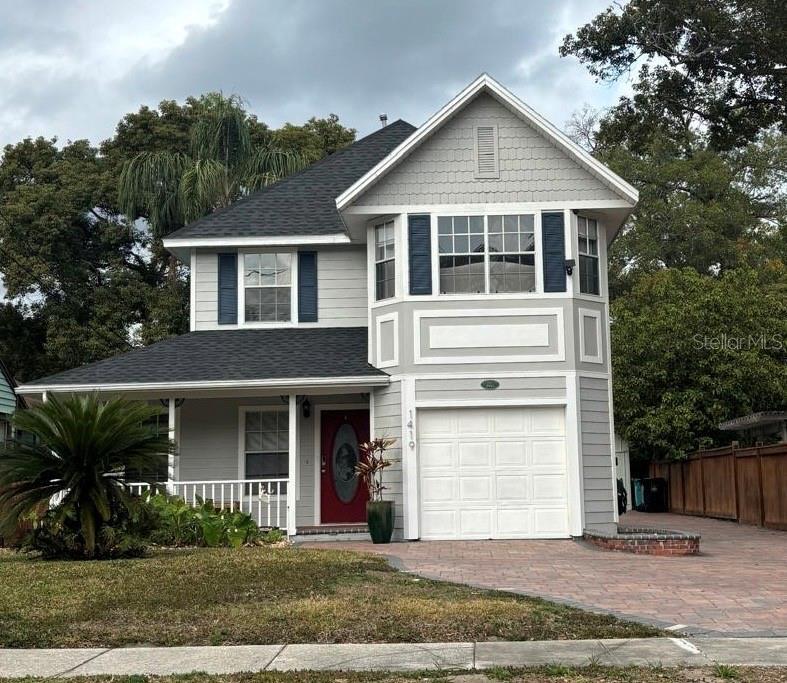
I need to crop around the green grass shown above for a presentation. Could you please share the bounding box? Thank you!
[0,546,658,647]
[1,668,784,683]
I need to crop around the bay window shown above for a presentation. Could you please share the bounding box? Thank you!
[438,214,536,294]
[374,220,396,300]
[243,253,292,322]
[577,216,600,295]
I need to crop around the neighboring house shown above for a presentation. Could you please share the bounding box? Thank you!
[17,75,638,541]
[0,360,24,443]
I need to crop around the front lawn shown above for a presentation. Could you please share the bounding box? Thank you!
[0,546,658,647]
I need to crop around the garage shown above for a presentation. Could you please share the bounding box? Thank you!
[418,406,570,540]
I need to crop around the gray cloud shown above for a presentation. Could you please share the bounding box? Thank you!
[0,0,626,148]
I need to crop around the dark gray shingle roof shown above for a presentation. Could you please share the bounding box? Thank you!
[166,120,416,240]
[24,328,386,387]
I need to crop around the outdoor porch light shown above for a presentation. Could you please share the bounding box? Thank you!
[565,258,576,276]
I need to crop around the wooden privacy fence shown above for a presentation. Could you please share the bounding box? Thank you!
[650,443,787,530]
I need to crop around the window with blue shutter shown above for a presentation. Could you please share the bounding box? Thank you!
[298,251,318,322]
[408,214,432,295]
[541,212,566,293]
[217,253,238,324]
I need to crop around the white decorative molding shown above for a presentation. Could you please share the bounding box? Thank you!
[430,322,549,350]
[413,308,565,365]
[375,311,399,368]
[578,308,603,364]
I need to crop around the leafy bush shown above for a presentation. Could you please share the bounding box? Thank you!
[144,493,271,548]
[22,498,156,560]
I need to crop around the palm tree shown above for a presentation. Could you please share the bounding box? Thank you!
[118,93,305,239]
[0,395,171,557]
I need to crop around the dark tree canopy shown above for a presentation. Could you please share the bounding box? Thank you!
[561,0,787,151]
[0,95,356,382]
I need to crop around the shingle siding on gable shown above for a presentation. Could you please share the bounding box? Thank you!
[354,93,620,206]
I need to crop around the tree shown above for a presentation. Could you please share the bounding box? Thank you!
[561,0,787,151]
[0,395,170,558]
[0,137,146,371]
[273,114,357,162]
[118,93,307,239]
[612,268,787,460]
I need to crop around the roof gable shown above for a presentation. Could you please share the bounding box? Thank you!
[337,74,638,210]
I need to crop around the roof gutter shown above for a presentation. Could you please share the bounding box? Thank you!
[17,374,390,396]
[162,234,352,250]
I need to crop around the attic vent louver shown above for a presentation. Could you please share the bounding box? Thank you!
[474,124,499,179]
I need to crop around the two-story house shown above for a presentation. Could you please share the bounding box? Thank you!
[17,75,638,541]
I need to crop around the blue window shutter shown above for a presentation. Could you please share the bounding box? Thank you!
[298,251,318,322]
[408,214,432,295]
[541,212,566,293]
[217,253,238,324]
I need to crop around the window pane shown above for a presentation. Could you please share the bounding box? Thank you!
[504,215,518,232]
[440,255,484,293]
[259,254,276,286]
[489,254,536,293]
[276,254,291,285]
[245,452,289,479]
[488,215,502,233]
[453,215,468,233]
[438,216,452,235]
[245,431,263,451]
[244,254,260,286]
[454,234,469,254]
[469,215,484,233]
[521,232,535,251]
[579,254,600,295]
[504,233,519,252]
[519,215,534,232]
[438,235,453,254]
[245,411,261,431]
[488,233,503,253]
[244,287,261,321]
[375,260,395,300]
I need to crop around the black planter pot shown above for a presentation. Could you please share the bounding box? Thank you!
[366,500,394,544]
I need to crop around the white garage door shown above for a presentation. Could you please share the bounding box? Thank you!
[418,406,569,540]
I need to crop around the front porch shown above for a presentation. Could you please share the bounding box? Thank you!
[142,390,379,537]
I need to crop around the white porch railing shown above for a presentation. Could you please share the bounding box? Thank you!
[128,479,290,533]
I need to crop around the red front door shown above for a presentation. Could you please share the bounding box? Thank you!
[320,409,369,523]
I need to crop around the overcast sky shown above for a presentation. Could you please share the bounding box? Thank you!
[0,0,629,149]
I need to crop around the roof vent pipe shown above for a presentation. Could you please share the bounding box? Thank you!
[379,113,388,127]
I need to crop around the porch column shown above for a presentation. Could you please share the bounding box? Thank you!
[167,397,178,493]
[287,394,297,535]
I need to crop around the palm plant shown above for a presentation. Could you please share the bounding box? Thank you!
[118,93,305,238]
[0,395,171,557]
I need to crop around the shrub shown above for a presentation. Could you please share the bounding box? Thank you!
[0,395,171,559]
[144,493,266,548]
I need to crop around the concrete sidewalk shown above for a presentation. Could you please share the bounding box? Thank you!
[0,638,785,677]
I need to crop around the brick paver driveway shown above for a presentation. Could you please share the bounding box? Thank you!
[306,512,787,636]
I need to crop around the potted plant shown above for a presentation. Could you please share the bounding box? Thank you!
[356,437,397,544]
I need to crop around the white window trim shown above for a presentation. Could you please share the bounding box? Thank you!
[577,215,602,298]
[375,311,399,368]
[578,308,603,364]
[237,405,290,482]
[237,249,298,327]
[432,212,539,297]
[373,219,397,302]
